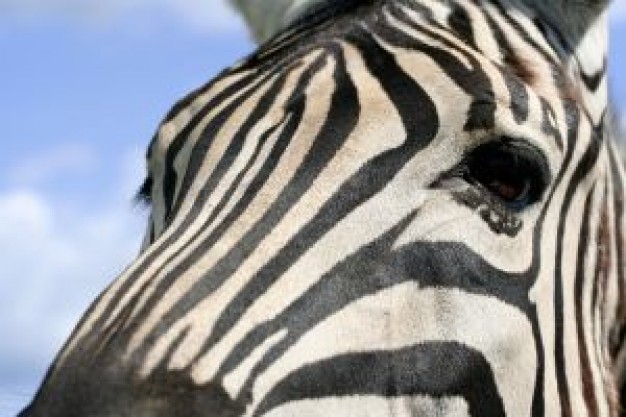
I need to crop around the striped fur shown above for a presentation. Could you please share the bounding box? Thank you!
[20,0,625,416]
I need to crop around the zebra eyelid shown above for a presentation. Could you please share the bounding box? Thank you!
[434,138,552,211]
[469,139,551,208]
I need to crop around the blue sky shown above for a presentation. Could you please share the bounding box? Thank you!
[0,2,253,414]
[0,2,624,415]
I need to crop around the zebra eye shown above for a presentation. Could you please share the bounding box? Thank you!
[463,140,550,210]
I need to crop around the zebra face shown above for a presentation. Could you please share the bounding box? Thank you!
[21,1,624,417]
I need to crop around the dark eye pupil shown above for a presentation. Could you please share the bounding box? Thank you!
[487,179,530,202]
[463,140,550,210]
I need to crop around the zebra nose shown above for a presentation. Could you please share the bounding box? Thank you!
[20,372,246,417]
[16,404,33,417]
[123,373,246,417]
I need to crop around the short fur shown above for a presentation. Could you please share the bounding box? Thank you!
[230,0,328,41]
[231,0,610,45]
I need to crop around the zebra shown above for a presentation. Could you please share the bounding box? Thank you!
[18,0,626,415]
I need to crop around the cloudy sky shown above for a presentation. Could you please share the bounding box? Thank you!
[0,1,624,415]
[0,1,252,414]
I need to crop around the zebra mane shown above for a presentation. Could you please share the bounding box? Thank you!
[230,0,362,42]
[231,0,611,46]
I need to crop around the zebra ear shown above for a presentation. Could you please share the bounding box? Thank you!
[230,0,328,42]
[518,0,610,43]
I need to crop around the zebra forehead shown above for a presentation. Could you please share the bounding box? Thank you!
[229,0,609,124]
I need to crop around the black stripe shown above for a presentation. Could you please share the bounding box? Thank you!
[580,59,607,92]
[540,98,563,150]
[196,29,439,374]
[447,3,477,50]
[553,105,603,417]
[484,1,573,96]
[143,41,356,363]
[254,342,506,417]
[97,67,296,349]
[485,0,559,67]
[216,221,535,401]
[592,183,609,361]
[500,67,530,124]
[165,65,290,222]
[574,185,601,416]
[71,66,286,350]
[478,4,530,124]
[383,4,497,132]
[522,98,578,417]
[117,44,353,362]
[168,65,294,224]
[120,54,330,359]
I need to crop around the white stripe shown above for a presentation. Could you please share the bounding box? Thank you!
[258,395,469,417]
[250,285,535,417]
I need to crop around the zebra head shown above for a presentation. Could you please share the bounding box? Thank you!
[21,0,625,416]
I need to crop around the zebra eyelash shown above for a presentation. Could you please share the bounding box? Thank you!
[135,176,153,206]
[441,138,551,212]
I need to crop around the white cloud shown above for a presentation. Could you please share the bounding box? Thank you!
[2,0,621,29]
[161,0,244,32]
[0,0,245,33]
[0,392,29,417]
[0,147,146,391]
[7,143,97,185]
